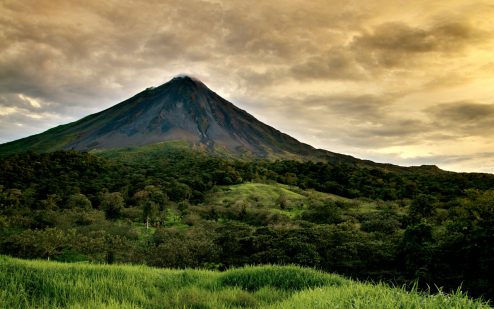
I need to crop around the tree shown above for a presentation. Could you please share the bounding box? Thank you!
[40,194,61,210]
[284,172,298,186]
[101,192,124,220]
[135,186,167,228]
[12,228,75,260]
[409,194,436,222]
[66,193,92,209]
[74,230,132,264]
[402,222,433,278]
[142,201,159,229]
[277,193,288,210]
[167,182,192,201]
[0,187,22,210]
[0,214,8,229]
[149,226,220,268]
[301,200,341,224]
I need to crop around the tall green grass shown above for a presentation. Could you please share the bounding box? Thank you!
[270,283,488,309]
[0,255,489,308]
[219,265,344,291]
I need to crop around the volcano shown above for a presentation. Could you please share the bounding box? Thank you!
[0,76,356,162]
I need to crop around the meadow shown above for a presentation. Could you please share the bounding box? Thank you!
[0,255,489,308]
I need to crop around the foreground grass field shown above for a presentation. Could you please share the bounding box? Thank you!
[0,256,489,308]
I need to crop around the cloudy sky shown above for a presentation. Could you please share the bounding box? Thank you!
[1,0,494,172]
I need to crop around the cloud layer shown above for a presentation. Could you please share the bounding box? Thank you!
[1,0,493,172]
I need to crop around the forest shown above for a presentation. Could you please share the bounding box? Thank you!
[1,148,493,301]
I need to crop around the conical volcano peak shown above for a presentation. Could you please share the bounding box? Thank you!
[0,74,331,160]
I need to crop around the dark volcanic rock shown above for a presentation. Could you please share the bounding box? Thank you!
[62,76,315,156]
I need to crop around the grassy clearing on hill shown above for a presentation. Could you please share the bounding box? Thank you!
[207,182,350,210]
[207,182,387,220]
[210,183,306,207]
[0,256,488,309]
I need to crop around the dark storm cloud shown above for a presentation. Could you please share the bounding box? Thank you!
[430,102,494,121]
[366,119,430,138]
[245,93,433,149]
[335,119,432,148]
[285,19,489,80]
[422,73,474,90]
[219,1,353,61]
[235,69,287,89]
[290,48,366,80]
[355,22,482,53]
[302,94,388,119]
[352,21,487,68]
[427,101,494,136]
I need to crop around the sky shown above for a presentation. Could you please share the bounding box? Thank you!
[1,0,494,172]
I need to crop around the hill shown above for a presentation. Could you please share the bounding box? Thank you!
[0,256,488,308]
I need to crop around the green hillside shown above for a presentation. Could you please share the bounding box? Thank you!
[210,183,306,208]
[0,256,488,309]
[206,182,359,219]
[2,150,494,301]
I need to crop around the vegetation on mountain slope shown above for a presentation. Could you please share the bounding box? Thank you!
[0,147,493,302]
